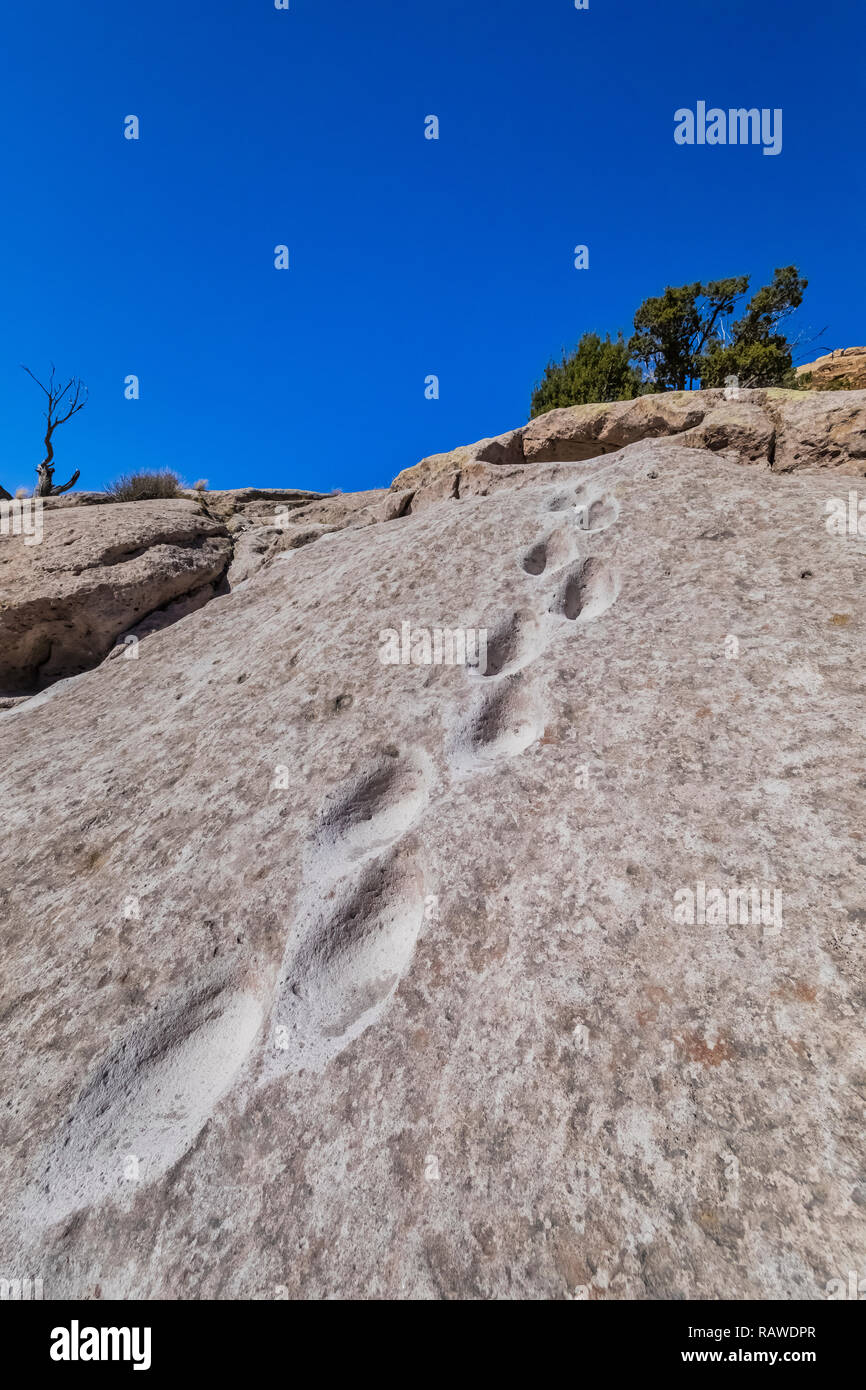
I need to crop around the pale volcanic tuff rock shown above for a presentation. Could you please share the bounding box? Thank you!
[0,499,232,693]
[797,346,866,391]
[7,388,863,693]
[42,486,328,515]
[1,413,865,1300]
[393,388,866,510]
[0,488,419,691]
[198,485,414,532]
[212,487,416,586]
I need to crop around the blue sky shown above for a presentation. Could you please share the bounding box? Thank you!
[1,0,862,496]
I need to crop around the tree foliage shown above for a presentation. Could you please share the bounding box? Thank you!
[530,333,643,418]
[530,268,809,415]
[628,278,749,390]
[699,266,808,387]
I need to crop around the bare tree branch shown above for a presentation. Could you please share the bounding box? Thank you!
[21,364,88,496]
[20,364,52,401]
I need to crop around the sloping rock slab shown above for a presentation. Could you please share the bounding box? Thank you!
[1,440,864,1299]
[0,499,231,692]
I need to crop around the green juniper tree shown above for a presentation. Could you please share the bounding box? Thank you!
[628,268,807,390]
[628,278,749,390]
[699,266,808,388]
[528,267,809,415]
[530,332,643,418]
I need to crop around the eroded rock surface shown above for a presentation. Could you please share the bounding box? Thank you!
[1,408,864,1299]
[797,346,866,391]
[393,388,866,510]
[0,499,232,693]
[0,484,427,692]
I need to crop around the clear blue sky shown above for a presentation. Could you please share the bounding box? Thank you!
[1,0,862,496]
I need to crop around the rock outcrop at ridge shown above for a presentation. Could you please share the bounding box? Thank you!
[1,389,865,1300]
[796,346,866,391]
[392,387,866,511]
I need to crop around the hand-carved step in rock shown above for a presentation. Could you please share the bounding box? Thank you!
[474,608,545,678]
[521,539,549,576]
[267,848,426,1074]
[546,490,580,513]
[549,556,621,623]
[547,484,620,533]
[32,983,263,1223]
[521,522,585,577]
[449,675,545,771]
[576,491,620,533]
[314,750,432,862]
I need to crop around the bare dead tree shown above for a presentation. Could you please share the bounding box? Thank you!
[21,364,88,497]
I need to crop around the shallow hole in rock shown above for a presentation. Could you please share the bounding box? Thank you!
[522,541,548,576]
[549,557,620,623]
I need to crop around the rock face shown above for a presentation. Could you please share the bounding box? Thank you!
[1,393,865,1300]
[0,499,232,693]
[797,346,866,391]
[0,489,419,692]
[393,388,866,511]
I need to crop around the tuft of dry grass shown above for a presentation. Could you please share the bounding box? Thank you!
[105,470,182,501]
